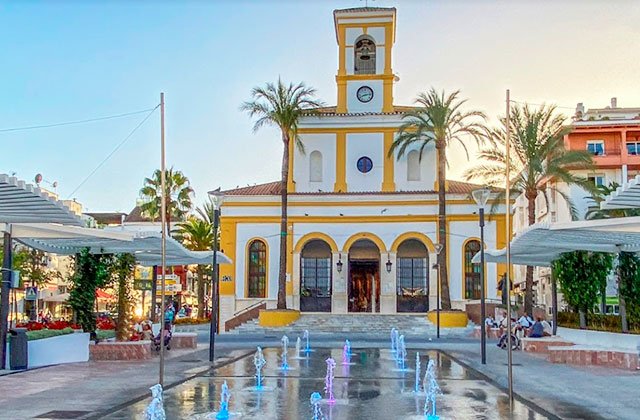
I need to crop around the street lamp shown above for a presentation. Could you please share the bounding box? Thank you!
[207,188,225,363]
[472,187,491,365]
[434,243,444,338]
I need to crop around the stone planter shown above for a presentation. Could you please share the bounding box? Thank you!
[29,332,90,368]
[427,310,468,328]
[90,341,152,361]
[258,309,300,327]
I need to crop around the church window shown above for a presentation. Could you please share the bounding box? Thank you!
[247,240,267,298]
[407,150,421,181]
[309,150,323,182]
[356,156,373,173]
[354,36,376,75]
[464,240,482,300]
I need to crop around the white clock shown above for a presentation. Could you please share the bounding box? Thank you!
[356,86,374,103]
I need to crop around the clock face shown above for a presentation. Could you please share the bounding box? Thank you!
[356,86,374,103]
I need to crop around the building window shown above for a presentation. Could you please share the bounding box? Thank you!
[627,142,640,156]
[301,258,331,298]
[588,175,605,187]
[309,150,323,182]
[356,156,373,173]
[407,150,421,181]
[354,36,376,75]
[587,140,605,156]
[397,258,428,295]
[464,240,482,300]
[247,240,267,298]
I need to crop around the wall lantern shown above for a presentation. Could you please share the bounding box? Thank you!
[336,254,343,273]
[385,254,393,273]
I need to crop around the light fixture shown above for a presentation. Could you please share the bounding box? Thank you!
[385,255,393,273]
[336,254,343,273]
[434,243,444,255]
[471,187,491,210]
[207,188,225,210]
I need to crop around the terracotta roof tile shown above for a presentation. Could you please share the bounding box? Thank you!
[334,7,396,14]
[303,105,416,117]
[223,182,281,196]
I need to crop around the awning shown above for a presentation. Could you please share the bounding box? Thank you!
[475,217,640,267]
[601,175,640,210]
[0,174,83,225]
[96,289,114,300]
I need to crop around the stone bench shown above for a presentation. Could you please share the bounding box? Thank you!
[471,326,501,340]
[171,333,197,349]
[548,345,640,371]
[90,341,152,361]
[522,337,574,354]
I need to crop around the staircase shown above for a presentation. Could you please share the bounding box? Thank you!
[228,313,473,338]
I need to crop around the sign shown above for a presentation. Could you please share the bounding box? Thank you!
[25,286,38,301]
[134,279,153,291]
[134,266,153,280]
[156,274,182,294]
[221,275,232,282]
[10,270,20,288]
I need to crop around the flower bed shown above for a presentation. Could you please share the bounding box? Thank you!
[26,328,74,341]
[174,317,210,325]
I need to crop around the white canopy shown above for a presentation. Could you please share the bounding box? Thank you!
[4,223,231,266]
[601,175,640,210]
[0,174,83,225]
[475,217,640,267]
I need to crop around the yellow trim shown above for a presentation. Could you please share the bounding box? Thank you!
[382,131,395,191]
[342,232,387,252]
[294,232,339,253]
[336,80,347,113]
[461,238,487,300]
[286,222,294,295]
[337,26,346,76]
[222,214,506,224]
[258,309,300,327]
[223,199,504,207]
[335,74,395,82]
[334,132,347,191]
[245,238,268,299]
[427,310,468,327]
[287,135,295,192]
[390,232,436,253]
[383,79,394,112]
[219,220,237,296]
[299,127,398,134]
[384,23,393,74]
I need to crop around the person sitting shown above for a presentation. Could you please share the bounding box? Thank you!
[484,315,495,335]
[541,318,553,336]
[529,317,548,338]
[141,323,154,341]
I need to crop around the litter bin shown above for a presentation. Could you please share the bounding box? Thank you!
[9,328,28,370]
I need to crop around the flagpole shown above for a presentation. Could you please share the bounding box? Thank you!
[159,92,167,386]
[505,89,514,406]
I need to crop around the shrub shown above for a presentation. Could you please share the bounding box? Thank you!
[95,330,116,340]
[558,312,640,334]
[25,328,74,341]
[174,317,210,325]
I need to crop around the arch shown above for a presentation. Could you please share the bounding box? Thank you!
[309,150,323,182]
[396,238,430,313]
[246,238,268,298]
[390,232,436,253]
[300,239,332,312]
[354,35,376,75]
[295,232,339,254]
[342,232,386,253]
[462,238,484,300]
[407,150,421,181]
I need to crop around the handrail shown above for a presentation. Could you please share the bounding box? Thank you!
[232,300,266,318]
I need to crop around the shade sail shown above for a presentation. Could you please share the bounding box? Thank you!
[475,217,640,267]
[0,174,83,225]
[601,175,640,210]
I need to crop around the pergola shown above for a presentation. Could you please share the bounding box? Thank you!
[601,174,640,210]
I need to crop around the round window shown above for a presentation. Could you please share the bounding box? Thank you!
[356,156,373,173]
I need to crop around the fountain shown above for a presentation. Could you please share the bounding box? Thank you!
[144,384,165,420]
[390,327,398,355]
[215,380,231,419]
[397,334,407,370]
[280,335,289,371]
[324,357,336,404]
[310,392,323,420]
[342,339,352,365]
[414,352,421,393]
[295,337,302,358]
[254,346,266,390]
[423,360,441,420]
[303,329,312,352]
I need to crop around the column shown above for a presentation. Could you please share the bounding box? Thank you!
[292,251,301,310]
[382,131,396,192]
[380,252,396,314]
[331,252,347,313]
[334,133,347,192]
[428,251,439,311]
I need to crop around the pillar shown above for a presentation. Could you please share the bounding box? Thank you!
[380,252,396,313]
[331,252,347,313]
[428,251,439,311]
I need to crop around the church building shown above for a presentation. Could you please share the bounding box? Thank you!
[218,7,508,326]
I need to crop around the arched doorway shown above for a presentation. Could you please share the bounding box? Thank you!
[348,239,380,312]
[396,239,429,312]
[300,239,332,312]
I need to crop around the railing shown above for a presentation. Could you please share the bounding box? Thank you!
[224,300,266,332]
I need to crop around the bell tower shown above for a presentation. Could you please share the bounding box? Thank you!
[333,7,396,114]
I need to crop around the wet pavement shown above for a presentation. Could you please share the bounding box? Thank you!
[104,348,550,419]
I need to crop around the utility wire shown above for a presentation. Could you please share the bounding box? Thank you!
[67,105,160,199]
[0,107,158,133]
[509,99,576,111]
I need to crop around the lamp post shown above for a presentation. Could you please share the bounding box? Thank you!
[472,187,491,365]
[207,188,225,364]
[434,243,444,339]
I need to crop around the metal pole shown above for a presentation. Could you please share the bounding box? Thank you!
[209,208,220,363]
[1,229,12,370]
[551,270,558,336]
[436,261,441,339]
[505,89,514,405]
[158,92,168,386]
[151,266,157,322]
[480,207,486,365]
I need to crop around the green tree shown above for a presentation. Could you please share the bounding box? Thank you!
[139,168,194,234]
[617,252,640,332]
[552,251,614,329]
[585,182,640,219]
[389,88,486,310]
[466,104,595,315]
[114,253,136,341]
[241,78,322,309]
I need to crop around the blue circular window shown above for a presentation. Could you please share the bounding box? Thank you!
[356,156,373,173]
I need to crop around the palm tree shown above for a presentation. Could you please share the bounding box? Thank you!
[176,204,216,318]
[389,89,486,310]
[465,104,595,315]
[241,78,322,309]
[139,168,194,234]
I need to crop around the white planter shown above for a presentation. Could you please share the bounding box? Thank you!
[557,327,640,351]
[28,332,90,368]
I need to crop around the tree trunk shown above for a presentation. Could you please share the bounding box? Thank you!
[116,276,128,341]
[619,292,629,333]
[436,143,451,310]
[277,132,289,309]
[524,192,536,315]
[579,309,587,329]
[197,266,205,319]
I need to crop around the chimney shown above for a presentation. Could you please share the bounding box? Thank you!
[611,97,617,108]
[575,103,585,118]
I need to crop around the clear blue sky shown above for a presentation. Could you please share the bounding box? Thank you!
[2,0,639,212]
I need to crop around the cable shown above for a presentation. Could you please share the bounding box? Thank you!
[0,107,158,133]
[509,99,576,111]
[67,105,160,198]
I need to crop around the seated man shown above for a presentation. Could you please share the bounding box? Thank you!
[528,317,551,338]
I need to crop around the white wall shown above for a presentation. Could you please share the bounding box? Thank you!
[346,80,384,113]
[235,223,281,300]
[346,133,383,191]
[393,142,437,191]
[294,133,337,193]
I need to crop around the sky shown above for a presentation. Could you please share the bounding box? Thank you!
[2,0,639,213]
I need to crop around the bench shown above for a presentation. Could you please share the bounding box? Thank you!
[548,345,640,371]
[171,333,197,349]
[90,341,152,361]
[521,336,574,354]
